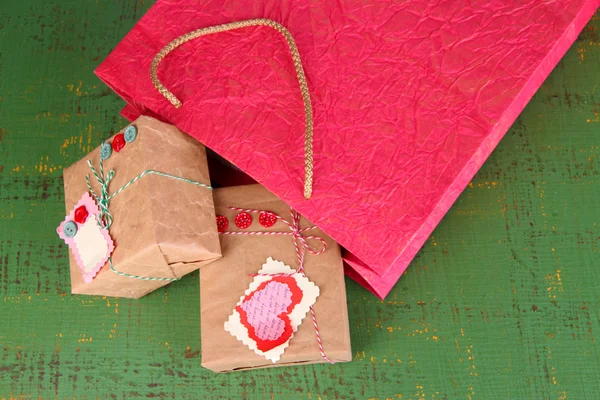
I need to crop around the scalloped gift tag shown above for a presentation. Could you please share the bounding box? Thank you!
[224,257,319,363]
[57,193,114,283]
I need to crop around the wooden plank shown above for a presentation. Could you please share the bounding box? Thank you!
[0,1,599,398]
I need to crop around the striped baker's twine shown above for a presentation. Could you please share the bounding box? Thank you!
[221,206,334,364]
[109,170,212,199]
[109,258,179,282]
[86,159,212,281]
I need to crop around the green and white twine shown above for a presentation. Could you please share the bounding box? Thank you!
[86,159,213,282]
[109,259,178,282]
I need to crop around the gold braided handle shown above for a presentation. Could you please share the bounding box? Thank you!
[150,19,314,199]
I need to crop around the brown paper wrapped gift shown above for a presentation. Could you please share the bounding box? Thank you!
[62,116,221,298]
[200,184,351,372]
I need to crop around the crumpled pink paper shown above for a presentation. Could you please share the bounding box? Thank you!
[96,0,598,298]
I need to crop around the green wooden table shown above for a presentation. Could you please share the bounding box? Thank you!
[1,1,600,398]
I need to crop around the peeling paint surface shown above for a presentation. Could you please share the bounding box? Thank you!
[1,1,600,399]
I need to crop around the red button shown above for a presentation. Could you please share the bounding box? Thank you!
[112,133,126,152]
[259,212,277,228]
[74,206,89,224]
[216,215,228,232]
[235,212,252,229]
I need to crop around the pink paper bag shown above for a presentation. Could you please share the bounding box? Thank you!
[96,0,598,298]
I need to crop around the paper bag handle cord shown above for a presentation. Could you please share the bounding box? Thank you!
[150,18,314,200]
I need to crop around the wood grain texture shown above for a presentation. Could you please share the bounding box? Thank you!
[0,1,599,398]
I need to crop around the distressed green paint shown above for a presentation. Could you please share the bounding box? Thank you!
[0,1,599,398]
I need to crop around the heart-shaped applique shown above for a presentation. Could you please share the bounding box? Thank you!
[225,257,320,362]
[236,276,303,352]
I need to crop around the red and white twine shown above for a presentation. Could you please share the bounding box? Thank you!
[220,206,334,364]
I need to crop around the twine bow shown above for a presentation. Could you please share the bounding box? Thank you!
[222,207,326,271]
[220,206,334,364]
[85,159,115,229]
[281,209,326,272]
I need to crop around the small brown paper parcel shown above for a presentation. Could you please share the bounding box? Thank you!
[62,116,221,298]
[200,184,352,372]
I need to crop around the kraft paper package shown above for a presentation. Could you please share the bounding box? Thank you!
[200,184,351,372]
[59,116,221,298]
